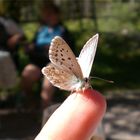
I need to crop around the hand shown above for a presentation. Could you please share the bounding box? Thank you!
[35,89,106,140]
[7,34,23,48]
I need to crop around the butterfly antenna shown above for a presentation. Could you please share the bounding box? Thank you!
[90,76,114,83]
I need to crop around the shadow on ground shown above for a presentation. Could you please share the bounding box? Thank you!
[0,110,41,140]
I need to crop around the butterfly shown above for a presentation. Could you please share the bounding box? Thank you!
[42,34,99,92]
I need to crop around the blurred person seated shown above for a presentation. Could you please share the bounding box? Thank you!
[0,16,25,69]
[21,2,74,109]
[0,14,25,91]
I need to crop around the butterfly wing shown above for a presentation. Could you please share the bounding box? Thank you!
[42,63,80,91]
[49,36,83,79]
[78,34,99,78]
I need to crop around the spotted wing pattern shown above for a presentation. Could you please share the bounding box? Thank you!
[42,63,79,91]
[49,36,83,79]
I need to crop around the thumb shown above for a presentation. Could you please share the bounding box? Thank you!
[35,89,106,140]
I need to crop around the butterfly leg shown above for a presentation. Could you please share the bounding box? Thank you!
[70,89,76,94]
[88,85,93,90]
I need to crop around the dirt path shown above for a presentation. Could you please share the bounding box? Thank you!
[104,90,140,140]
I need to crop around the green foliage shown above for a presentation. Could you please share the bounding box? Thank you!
[21,19,140,91]
[1,0,140,106]
[64,20,140,91]
[22,22,39,41]
[96,1,140,33]
[92,33,140,91]
[2,1,140,93]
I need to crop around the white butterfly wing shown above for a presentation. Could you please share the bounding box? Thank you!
[42,63,79,91]
[49,36,83,79]
[78,34,99,78]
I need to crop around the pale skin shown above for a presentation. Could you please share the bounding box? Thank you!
[35,89,106,140]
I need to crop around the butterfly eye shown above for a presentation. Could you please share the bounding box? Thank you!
[85,78,88,83]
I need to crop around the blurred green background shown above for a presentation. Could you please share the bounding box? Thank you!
[2,0,139,91]
[0,0,139,99]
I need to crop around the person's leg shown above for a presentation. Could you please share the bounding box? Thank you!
[40,78,55,109]
[21,64,41,107]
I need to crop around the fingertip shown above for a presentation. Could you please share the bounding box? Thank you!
[36,89,106,140]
